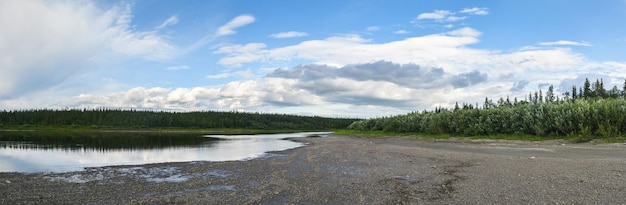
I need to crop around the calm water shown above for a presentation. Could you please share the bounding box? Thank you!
[0,131,329,173]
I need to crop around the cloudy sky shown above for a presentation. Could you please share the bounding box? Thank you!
[1,0,626,118]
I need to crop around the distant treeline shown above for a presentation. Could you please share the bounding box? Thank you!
[349,78,626,138]
[0,109,358,130]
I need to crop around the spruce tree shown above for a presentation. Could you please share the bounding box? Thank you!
[583,78,591,98]
[546,85,555,102]
[622,79,626,98]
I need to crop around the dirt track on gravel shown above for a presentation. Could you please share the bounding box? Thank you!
[1,135,625,204]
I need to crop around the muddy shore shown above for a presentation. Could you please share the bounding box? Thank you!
[1,135,625,204]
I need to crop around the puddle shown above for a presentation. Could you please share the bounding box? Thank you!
[42,166,230,184]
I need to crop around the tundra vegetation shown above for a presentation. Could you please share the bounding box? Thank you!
[348,78,626,142]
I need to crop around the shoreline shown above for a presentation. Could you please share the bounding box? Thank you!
[2,135,625,204]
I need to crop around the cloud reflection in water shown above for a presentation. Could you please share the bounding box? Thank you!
[0,132,329,173]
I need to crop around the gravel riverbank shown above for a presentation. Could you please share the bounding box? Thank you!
[1,135,625,204]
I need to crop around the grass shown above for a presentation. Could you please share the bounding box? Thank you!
[3,126,624,143]
[334,129,545,140]
[332,129,626,143]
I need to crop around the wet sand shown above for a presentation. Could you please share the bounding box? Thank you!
[1,135,625,204]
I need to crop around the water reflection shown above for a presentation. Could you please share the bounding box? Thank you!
[0,131,329,173]
[0,131,215,150]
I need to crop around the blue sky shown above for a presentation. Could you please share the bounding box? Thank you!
[1,0,626,117]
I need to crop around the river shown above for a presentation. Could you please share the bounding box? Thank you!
[0,131,330,173]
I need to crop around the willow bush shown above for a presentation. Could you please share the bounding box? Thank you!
[348,98,626,138]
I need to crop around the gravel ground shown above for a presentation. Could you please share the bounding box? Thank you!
[1,135,625,204]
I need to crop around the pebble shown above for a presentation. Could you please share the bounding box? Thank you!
[5,180,11,184]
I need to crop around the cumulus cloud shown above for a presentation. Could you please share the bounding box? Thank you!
[417,10,465,22]
[268,61,487,89]
[1,2,623,118]
[18,54,626,118]
[450,71,488,88]
[214,27,485,69]
[215,14,255,37]
[56,79,320,111]
[44,61,490,115]
[510,80,530,92]
[266,61,489,107]
[202,26,626,116]
[446,27,482,37]
[0,0,176,99]
[269,31,308,38]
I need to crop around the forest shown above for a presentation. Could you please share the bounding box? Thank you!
[0,109,358,130]
[349,78,626,139]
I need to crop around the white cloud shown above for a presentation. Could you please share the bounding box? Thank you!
[206,70,254,79]
[200,27,623,117]
[38,25,618,117]
[415,7,488,24]
[165,65,189,70]
[538,40,593,47]
[213,43,267,68]
[105,4,177,62]
[417,10,453,20]
[214,27,484,70]
[366,26,380,31]
[269,31,308,38]
[16,47,625,118]
[155,15,179,29]
[446,27,481,37]
[460,7,489,15]
[394,30,410,34]
[416,10,467,22]
[215,14,255,37]
[0,1,620,119]
[0,0,177,99]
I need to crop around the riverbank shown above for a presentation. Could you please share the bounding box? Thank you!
[2,135,625,204]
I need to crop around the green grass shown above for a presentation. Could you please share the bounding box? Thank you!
[332,129,625,143]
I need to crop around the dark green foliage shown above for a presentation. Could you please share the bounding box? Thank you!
[0,109,358,130]
[349,78,626,138]
[0,131,218,150]
[350,98,626,138]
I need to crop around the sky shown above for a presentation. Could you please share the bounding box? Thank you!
[1,0,626,118]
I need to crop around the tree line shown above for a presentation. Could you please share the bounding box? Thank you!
[349,78,626,138]
[0,109,358,130]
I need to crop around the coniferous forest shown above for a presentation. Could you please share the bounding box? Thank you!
[349,78,626,139]
[0,109,358,130]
